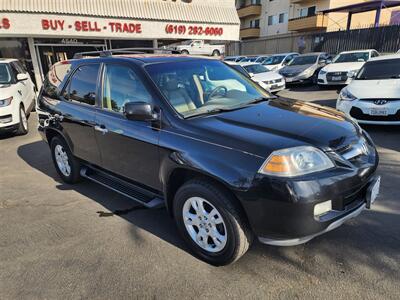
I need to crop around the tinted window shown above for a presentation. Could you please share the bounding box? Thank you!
[333,52,369,63]
[263,55,286,65]
[66,64,100,105]
[356,59,400,80]
[43,62,72,99]
[0,64,11,84]
[102,64,153,113]
[243,64,268,74]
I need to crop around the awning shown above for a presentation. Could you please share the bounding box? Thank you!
[320,0,400,14]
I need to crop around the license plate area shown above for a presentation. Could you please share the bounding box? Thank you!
[331,76,342,81]
[369,108,388,116]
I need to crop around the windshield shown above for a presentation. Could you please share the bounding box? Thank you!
[243,64,268,74]
[333,52,369,63]
[0,64,11,84]
[263,55,286,65]
[229,65,250,77]
[288,55,318,66]
[145,59,270,118]
[241,57,258,62]
[356,59,400,80]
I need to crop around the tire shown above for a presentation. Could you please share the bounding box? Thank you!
[15,105,28,135]
[212,50,221,56]
[173,179,253,266]
[311,73,318,85]
[181,50,189,55]
[50,136,81,184]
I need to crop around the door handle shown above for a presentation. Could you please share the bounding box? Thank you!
[94,125,108,134]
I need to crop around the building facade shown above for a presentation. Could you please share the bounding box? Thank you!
[237,0,395,40]
[0,0,240,87]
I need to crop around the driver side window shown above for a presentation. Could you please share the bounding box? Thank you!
[102,64,153,113]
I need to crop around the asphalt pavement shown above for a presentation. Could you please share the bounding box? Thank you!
[0,87,399,299]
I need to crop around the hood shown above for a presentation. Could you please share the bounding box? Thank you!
[323,62,365,73]
[187,98,362,158]
[280,64,313,76]
[252,71,282,82]
[264,64,280,71]
[347,79,400,99]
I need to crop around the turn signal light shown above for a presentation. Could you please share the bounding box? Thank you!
[262,155,290,173]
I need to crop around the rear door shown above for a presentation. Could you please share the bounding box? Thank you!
[58,63,101,165]
[94,63,160,190]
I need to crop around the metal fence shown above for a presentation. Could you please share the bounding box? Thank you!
[227,24,400,56]
[311,24,400,54]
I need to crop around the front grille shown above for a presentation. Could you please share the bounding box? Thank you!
[281,72,299,78]
[342,183,368,208]
[358,98,400,103]
[264,78,283,84]
[326,72,348,82]
[350,107,400,121]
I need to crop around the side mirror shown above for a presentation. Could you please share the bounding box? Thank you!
[17,73,28,81]
[124,102,158,121]
[326,59,332,64]
[319,59,326,65]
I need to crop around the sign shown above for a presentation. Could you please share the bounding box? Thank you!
[0,13,239,41]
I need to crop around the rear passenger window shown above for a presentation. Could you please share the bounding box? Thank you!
[66,64,100,105]
[102,64,153,113]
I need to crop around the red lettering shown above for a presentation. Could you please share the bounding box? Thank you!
[42,19,49,30]
[108,22,115,32]
[2,18,10,29]
[136,23,142,33]
[89,21,101,32]
[74,21,82,31]
[115,22,122,32]
[81,21,89,31]
[58,20,64,30]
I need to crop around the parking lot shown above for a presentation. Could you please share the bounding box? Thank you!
[1,86,399,299]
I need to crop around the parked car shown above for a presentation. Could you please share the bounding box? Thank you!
[175,40,225,56]
[224,55,247,62]
[279,52,331,84]
[0,58,36,135]
[336,54,400,125]
[238,62,285,93]
[224,61,270,91]
[318,50,380,87]
[262,52,299,71]
[240,55,270,63]
[37,52,380,266]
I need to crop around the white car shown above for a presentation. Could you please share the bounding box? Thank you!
[336,54,400,125]
[239,62,285,93]
[318,49,379,86]
[175,40,225,56]
[262,52,299,71]
[0,58,36,135]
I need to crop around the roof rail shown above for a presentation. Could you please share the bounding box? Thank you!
[73,47,181,59]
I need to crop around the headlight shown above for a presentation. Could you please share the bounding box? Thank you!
[347,70,358,78]
[259,146,334,177]
[319,69,327,76]
[0,96,13,107]
[339,88,357,101]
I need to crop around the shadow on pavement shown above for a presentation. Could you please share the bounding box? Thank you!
[17,140,400,273]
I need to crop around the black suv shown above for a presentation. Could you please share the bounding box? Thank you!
[37,50,380,265]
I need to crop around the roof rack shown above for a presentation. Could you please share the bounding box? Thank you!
[73,47,181,59]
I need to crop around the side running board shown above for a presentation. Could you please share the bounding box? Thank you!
[80,166,164,209]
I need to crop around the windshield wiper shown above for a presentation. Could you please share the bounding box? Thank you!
[185,106,247,119]
[245,97,272,105]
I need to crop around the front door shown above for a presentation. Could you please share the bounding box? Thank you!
[94,63,160,190]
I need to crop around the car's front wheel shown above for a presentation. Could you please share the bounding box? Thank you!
[173,179,253,266]
[50,136,81,184]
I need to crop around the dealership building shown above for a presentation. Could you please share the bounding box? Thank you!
[0,0,239,87]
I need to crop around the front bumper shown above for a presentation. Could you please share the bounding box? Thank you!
[284,74,312,84]
[235,147,379,245]
[337,98,400,125]
[0,104,20,129]
[318,73,350,85]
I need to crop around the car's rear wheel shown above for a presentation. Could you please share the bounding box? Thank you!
[173,179,253,266]
[181,50,189,55]
[50,136,81,184]
[15,105,28,135]
[212,50,221,56]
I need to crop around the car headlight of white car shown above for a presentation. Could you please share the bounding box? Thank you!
[339,88,357,101]
[319,69,327,76]
[0,96,13,107]
[258,146,334,177]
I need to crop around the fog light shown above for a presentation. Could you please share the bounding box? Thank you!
[314,200,332,217]
[0,115,12,124]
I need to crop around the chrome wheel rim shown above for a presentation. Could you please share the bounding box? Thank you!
[182,197,227,253]
[54,144,71,177]
[20,107,27,130]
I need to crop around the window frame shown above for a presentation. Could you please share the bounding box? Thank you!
[61,62,102,107]
[98,62,156,116]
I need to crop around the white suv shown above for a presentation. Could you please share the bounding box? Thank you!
[0,59,36,135]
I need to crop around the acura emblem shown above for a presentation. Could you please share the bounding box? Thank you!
[374,99,388,105]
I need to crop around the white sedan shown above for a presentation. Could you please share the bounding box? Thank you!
[0,59,36,135]
[336,54,400,125]
[238,62,285,93]
[318,49,379,86]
